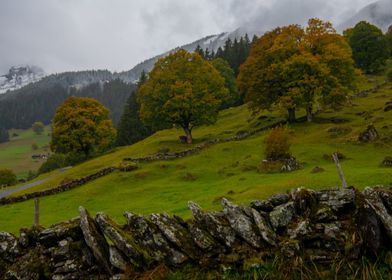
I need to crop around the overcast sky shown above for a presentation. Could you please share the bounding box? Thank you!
[0,0,375,74]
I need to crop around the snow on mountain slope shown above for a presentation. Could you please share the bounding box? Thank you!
[338,0,392,32]
[0,65,45,94]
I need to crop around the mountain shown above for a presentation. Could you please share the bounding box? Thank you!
[0,65,45,94]
[0,71,136,129]
[338,0,392,32]
[120,29,263,83]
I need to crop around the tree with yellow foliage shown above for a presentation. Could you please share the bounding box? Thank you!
[138,49,228,144]
[51,97,116,158]
[238,18,358,122]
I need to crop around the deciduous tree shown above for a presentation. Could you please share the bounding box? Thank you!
[32,121,45,135]
[51,97,116,158]
[238,18,358,122]
[138,49,228,144]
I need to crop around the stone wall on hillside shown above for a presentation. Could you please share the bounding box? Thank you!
[1,186,392,279]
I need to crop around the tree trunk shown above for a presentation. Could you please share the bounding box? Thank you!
[183,127,193,144]
[287,108,296,123]
[306,105,313,122]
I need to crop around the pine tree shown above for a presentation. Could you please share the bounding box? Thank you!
[0,127,9,144]
[116,71,152,146]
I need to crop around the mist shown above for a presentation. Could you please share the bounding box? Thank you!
[0,0,375,74]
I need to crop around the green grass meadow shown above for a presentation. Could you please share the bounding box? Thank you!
[1,77,392,234]
[0,126,51,178]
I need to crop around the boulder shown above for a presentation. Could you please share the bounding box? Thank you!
[79,206,112,275]
[382,156,392,167]
[269,202,296,230]
[221,198,262,248]
[358,124,378,142]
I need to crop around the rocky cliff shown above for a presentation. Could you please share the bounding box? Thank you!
[1,186,392,279]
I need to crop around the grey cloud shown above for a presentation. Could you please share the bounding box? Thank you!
[0,0,375,74]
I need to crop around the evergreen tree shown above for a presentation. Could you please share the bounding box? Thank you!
[0,127,9,144]
[116,71,152,146]
[194,45,205,59]
[345,21,389,73]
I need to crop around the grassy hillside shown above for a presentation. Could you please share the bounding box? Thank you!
[0,126,50,178]
[1,76,392,234]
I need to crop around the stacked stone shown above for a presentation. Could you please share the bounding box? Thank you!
[1,186,392,279]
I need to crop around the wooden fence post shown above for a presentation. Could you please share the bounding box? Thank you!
[34,198,40,228]
[332,152,348,189]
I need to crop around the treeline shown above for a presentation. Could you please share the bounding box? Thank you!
[0,76,135,129]
[195,34,258,76]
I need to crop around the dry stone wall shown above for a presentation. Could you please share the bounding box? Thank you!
[1,186,392,279]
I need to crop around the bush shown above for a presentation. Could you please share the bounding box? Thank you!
[31,141,39,150]
[387,69,392,82]
[38,153,85,175]
[264,127,291,161]
[32,121,45,135]
[0,169,17,187]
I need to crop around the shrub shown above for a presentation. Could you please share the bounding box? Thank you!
[0,169,17,187]
[387,69,392,82]
[31,141,39,150]
[264,127,291,161]
[38,154,67,174]
[32,121,45,135]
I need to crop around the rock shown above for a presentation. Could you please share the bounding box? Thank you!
[291,188,317,217]
[363,188,392,241]
[150,213,198,258]
[311,166,325,173]
[322,222,342,240]
[4,246,50,280]
[280,157,300,172]
[251,209,276,246]
[221,198,262,248]
[19,228,30,248]
[109,246,127,271]
[79,206,112,275]
[53,259,78,274]
[382,156,392,167]
[250,200,274,212]
[124,212,188,267]
[357,201,384,256]
[313,207,337,222]
[268,193,290,206]
[39,218,81,247]
[0,232,20,262]
[188,201,236,248]
[358,124,378,142]
[289,220,312,239]
[96,212,146,267]
[269,202,296,230]
[188,223,217,252]
[317,188,355,212]
[280,240,300,258]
